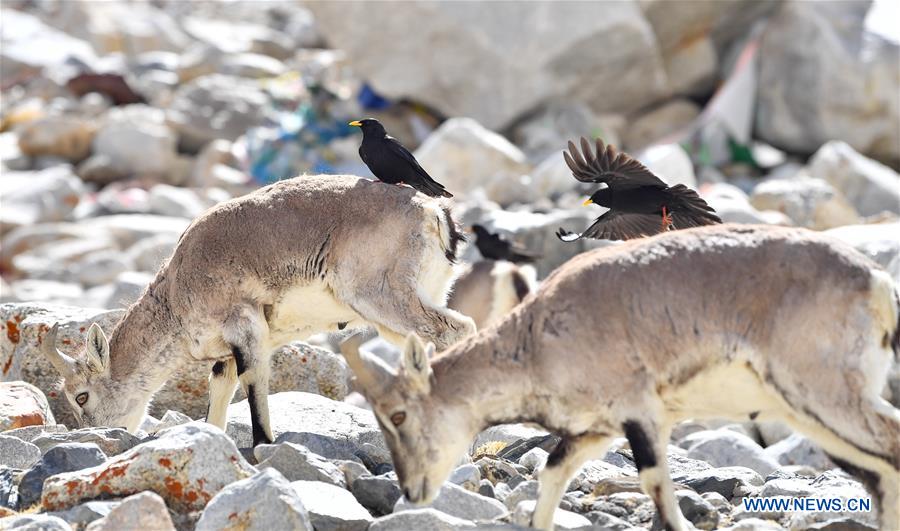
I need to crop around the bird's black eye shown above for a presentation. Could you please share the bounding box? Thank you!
[390,412,406,426]
[75,392,89,406]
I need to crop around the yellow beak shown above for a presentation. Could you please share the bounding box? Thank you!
[583,198,594,206]
[348,120,362,127]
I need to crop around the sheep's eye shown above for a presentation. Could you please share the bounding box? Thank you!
[390,412,406,426]
[75,392,89,406]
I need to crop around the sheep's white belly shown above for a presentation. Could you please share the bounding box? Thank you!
[266,283,361,345]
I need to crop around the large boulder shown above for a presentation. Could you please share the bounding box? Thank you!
[825,222,900,279]
[308,2,668,130]
[226,392,386,456]
[0,8,97,82]
[41,422,255,512]
[749,177,860,230]
[89,105,179,184]
[0,167,85,235]
[756,1,900,164]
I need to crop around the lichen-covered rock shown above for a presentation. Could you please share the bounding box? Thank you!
[41,422,254,512]
[227,392,385,453]
[291,480,373,531]
[84,491,175,531]
[196,468,312,531]
[0,382,55,431]
[19,443,108,509]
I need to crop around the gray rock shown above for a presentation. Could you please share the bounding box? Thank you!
[718,518,785,530]
[518,447,549,472]
[125,235,178,274]
[0,8,97,82]
[352,474,402,516]
[147,184,209,218]
[395,482,508,522]
[511,500,592,529]
[48,501,119,528]
[750,176,859,230]
[675,489,719,530]
[105,271,154,309]
[291,480,373,531]
[584,510,637,530]
[448,464,481,491]
[568,459,636,493]
[369,508,476,530]
[308,2,667,130]
[31,428,140,457]
[197,468,312,531]
[503,480,539,510]
[760,475,816,498]
[684,430,780,477]
[763,434,834,471]
[755,421,794,447]
[414,118,532,206]
[0,435,41,469]
[808,141,900,216]
[472,424,549,453]
[255,441,346,487]
[1,467,17,509]
[0,514,73,530]
[638,143,698,189]
[41,422,254,513]
[756,2,899,164]
[228,391,385,454]
[623,100,700,150]
[85,491,174,531]
[702,183,792,226]
[671,466,763,499]
[478,479,496,499]
[18,443,107,508]
[338,460,370,486]
[167,74,269,151]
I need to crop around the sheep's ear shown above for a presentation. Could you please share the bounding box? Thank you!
[402,333,433,394]
[85,323,110,374]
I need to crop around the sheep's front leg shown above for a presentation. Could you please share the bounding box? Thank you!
[532,434,611,530]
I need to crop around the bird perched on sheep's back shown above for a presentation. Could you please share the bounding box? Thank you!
[556,137,721,242]
[350,118,453,198]
[471,224,540,263]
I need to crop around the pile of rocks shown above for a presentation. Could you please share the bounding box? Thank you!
[0,377,881,530]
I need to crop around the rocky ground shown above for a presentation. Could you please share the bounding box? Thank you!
[1,0,899,530]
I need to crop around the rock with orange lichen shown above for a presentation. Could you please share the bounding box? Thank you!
[0,381,55,431]
[41,422,255,513]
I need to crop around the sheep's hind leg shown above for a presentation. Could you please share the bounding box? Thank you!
[205,358,238,429]
[223,306,274,446]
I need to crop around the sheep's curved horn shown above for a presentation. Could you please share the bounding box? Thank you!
[40,323,77,378]
[339,331,380,392]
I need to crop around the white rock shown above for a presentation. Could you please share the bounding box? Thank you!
[0,8,97,82]
[197,468,312,531]
[414,118,532,206]
[825,222,900,278]
[70,250,133,287]
[763,434,834,471]
[395,482,508,522]
[512,499,592,529]
[808,140,900,216]
[0,514,73,531]
[220,53,287,79]
[637,143,697,188]
[291,480,373,531]
[662,36,717,97]
[369,508,476,530]
[684,430,781,477]
[105,271,154,309]
[85,491,175,531]
[255,441,347,487]
[92,104,179,182]
[0,167,85,233]
[750,177,860,230]
[448,463,481,492]
[308,2,668,129]
[519,447,549,472]
[148,184,209,218]
[701,183,791,226]
[125,235,178,273]
[757,1,899,163]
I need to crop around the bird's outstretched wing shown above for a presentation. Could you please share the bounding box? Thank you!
[556,211,662,242]
[386,136,452,198]
[564,137,667,189]
[667,184,722,229]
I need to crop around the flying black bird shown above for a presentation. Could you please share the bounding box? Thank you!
[349,118,453,198]
[471,224,540,263]
[556,137,721,242]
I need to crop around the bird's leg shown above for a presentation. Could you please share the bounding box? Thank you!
[661,206,674,232]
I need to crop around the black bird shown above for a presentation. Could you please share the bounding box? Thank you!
[349,118,453,198]
[556,137,721,242]
[471,224,540,263]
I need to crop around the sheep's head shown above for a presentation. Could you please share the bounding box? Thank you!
[40,323,147,432]
[341,332,474,504]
